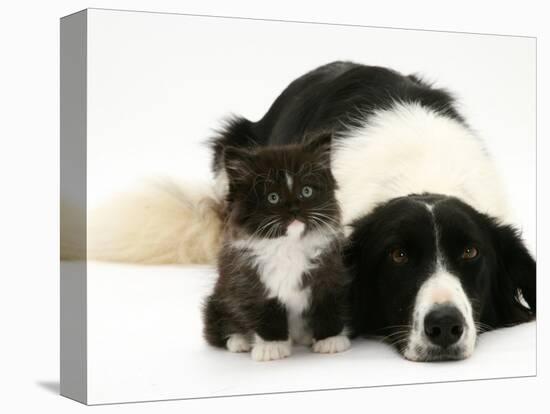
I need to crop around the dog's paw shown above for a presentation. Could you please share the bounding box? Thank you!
[312,335,351,354]
[226,334,251,353]
[251,337,292,361]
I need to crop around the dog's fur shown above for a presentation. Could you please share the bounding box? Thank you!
[83,61,536,361]
[85,180,223,264]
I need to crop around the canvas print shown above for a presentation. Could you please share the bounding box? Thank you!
[60,8,536,405]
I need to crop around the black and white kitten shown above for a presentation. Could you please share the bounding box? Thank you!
[203,133,350,361]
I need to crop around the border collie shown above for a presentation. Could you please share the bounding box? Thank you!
[86,61,536,361]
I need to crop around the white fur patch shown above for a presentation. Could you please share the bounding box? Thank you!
[312,334,351,354]
[403,266,476,361]
[251,335,292,361]
[232,229,331,343]
[287,220,305,238]
[226,334,251,353]
[286,173,293,190]
[332,102,512,232]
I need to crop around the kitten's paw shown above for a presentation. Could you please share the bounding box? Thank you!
[226,334,251,353]
[251,338,292,361]
[312,335,351,354]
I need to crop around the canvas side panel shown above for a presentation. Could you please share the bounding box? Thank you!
[60,9,87,405]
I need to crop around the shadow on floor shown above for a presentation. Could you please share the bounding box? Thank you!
[36,381,60,395]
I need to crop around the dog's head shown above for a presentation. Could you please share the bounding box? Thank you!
[346,193,535,361]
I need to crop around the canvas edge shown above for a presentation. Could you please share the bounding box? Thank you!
[60,9,88,405]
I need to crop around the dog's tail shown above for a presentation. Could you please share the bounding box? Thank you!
[76,179,225,265]
[61,116,258,265]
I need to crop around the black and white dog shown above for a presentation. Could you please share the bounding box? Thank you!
[210,61,536,361]
[87,61,536,362]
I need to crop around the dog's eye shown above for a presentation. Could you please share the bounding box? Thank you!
[390,248,409,264]
[267,192,280,204]
[461,246,479,260]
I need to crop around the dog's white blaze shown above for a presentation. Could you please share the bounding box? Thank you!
[332,102,512,232]
[404,202,476,361]
[404,266,476,361]
[232,229,330,343]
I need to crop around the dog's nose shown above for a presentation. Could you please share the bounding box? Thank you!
[424,305,465,348]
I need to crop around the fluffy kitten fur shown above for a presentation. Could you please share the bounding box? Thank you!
[203,133,350,361]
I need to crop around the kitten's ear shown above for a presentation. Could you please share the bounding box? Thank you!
[304,131,333,166]
[223,146,255,182]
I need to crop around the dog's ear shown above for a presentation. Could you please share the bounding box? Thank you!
[486,220,536,327]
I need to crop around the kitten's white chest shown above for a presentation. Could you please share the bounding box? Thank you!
[233,230,330,343]
[254,236,311,312]
[235,230,328,314]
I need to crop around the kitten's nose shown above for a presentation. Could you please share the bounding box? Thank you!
[289,205,300,216]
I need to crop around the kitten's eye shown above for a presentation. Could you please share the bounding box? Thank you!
[390,248,408,265]
[267,192,280,204]
[301,186,313,198]
[461,246,479,260]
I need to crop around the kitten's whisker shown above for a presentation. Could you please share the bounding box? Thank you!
[308,213,340,226]
[309,210,339,222]
[237,216,280,247]
[265,217,284,239]
[309,216,341,240]
[258,218,279,237]
[308,217,341,247]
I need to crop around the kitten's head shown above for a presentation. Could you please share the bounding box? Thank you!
[223,132,340,240]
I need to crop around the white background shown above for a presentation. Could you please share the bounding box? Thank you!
[83,8,537,404]
[87,8,536,250]
[0,0,548,413]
